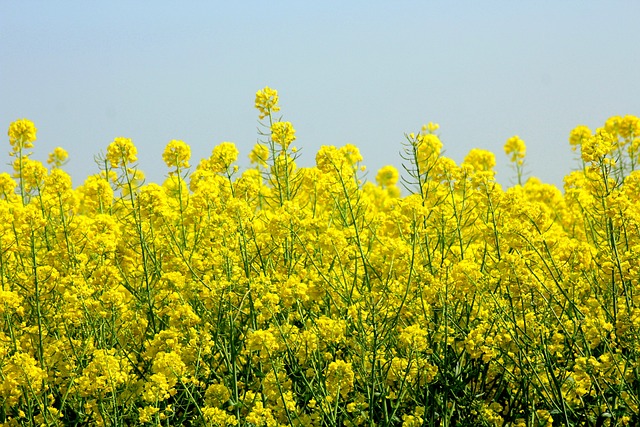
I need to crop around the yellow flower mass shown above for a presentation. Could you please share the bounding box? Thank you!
[504,135,526,163]
[8,118,37,150]
[162,139,191,170]
[255,86,281,120]
[1,90,640,426]
[106,136,138,168]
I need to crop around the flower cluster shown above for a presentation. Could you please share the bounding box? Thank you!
[255,86,281,120]
[8,118,37,150]
[162,139,191,170]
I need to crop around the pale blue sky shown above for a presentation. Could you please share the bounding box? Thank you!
[2,1,639,190]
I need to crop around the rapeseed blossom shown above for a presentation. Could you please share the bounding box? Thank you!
[206,141,239,173]
[249,142,269,167]
[47,146,68,168]
[270,121,296,149]
[106,136,137,167]
[2,93,640,426]
[162,139,191,169]
[504,135,526,164]
[325,360,355,398]
[375,165,399,187]
[8,118,37,150]
[255,86,280,119]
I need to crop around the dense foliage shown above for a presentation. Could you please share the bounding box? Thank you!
[1,89,640,426]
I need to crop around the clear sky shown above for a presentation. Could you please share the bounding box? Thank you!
[2,1,639,190]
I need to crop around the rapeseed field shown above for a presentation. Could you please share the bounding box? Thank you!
[1,88,639,426]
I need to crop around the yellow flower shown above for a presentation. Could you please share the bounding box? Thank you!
[78,174,114,214]
[0,290,24,317]
[618,114,640,140]
[271,121,296,149]
[481,402,503,426]
[315,144,362,178]
[255,86,281,119]
[463,148,496,172]
[142,373,172,402]
[376,165,399,188]
[425,121,440,133]
[207,141,239,173]
[45,168,73,194]
[339,144,363,166]
[315,316,346,345]
[569,125,592,151]
[325,360,354,398]
[106,136,138,168]
[0,353,46,406]
[398,325,429,352]
[535,409,553,427]
[15,157,48,193]
[245,401,277,427]
[402,414,423,427]
[416,133,442,170]
[74,349,133,398]
[580,129,615,164]
[0,172,17,200]
[246,329,279,360]
[151,351,187,384]
[504,135,526,164]
[249,142,269,167]
[47,146,69,168]
[205,383,232,408]
[202,406,238,426]
[6,89,640,426]
[162,139,191,169]
[138,406,160,424]
[8,118,37,150]
[315,145,340,174]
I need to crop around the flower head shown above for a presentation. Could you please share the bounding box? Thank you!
[416,134,442,170]
[463,148,496,172]
[8,119,37,151]
[106,137,138,168]
[423,122,440,133]
[325,360,354,398]
[162,139,191,169]
[207,142,239,174]
[47,147,69,168]
[376,165,399,188]
[569,125,592,151]
[504,136,526,164]
[580,130,615,164]
[271,121,296,149]
[255,86,280,119]
[249,143,269,167]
